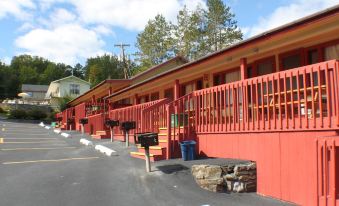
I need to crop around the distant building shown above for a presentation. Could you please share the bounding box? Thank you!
[45,75,90,108]
[21,84,49,104]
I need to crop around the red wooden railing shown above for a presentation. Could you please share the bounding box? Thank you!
[141,98,171,133]
[168,60,339,142]
[109,99,164,136]
[85,102,106,116]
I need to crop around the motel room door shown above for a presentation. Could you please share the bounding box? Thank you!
[317,138,339,206]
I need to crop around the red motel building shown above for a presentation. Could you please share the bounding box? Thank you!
[57,6,339,206]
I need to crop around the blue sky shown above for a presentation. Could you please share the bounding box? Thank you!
[0,0,337,66]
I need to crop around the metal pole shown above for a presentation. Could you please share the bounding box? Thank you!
[81,124,84,135]
[145,146,151,172]
[125,131,129,147]
[110,127,114,142]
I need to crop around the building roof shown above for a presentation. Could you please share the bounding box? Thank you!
[52,75,90,85]
[130,56,188,80]
[105,4,339,100]
[67,79,131,106]
[21,84,49,92]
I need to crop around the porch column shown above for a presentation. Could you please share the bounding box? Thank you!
[240,58,247,80]
[174,79,180,100]
[134,94,138,105]
[91,95,96,104]
[107,87,113,111]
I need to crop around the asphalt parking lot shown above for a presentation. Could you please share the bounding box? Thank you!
[0,120,294,206]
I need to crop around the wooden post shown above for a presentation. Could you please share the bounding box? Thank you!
[134,94,138,105]
[240,58,247,80]
[174,79,180,100]
[110,127,114,142]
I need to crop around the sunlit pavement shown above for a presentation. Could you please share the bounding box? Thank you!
[0,120,294,206]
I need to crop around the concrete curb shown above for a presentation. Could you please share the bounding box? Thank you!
[39,122,45,127]
[95,145,117,156]
[54,129,61,134]
[61,132,71,138]
[45,126,51,130]
[80,138,93,146]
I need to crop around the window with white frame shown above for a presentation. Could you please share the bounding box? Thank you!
[69,84,80,95]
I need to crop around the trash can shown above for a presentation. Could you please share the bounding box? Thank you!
[51,122,56,128]
[179,140,196,161]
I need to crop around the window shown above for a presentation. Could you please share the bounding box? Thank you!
[70,84,80,95]
[324,43,339,60]
[164,88,174,100]
[138,95,149,104]
[181,79,203,96]
[247,56,276,78]
[150,92,159,101]
[307,49,319,64]
[213,68,240,86]
[282,53,301,70]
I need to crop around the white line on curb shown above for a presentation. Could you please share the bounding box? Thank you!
[61,133,70,138]
[39,122,45,127]
[80,138,93,146]
[44,126,51,130]
[54,129,61,134]
[95,145,117,156]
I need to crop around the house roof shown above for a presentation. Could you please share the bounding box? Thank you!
[67,79,131,106]
[52,75,90,85]
[21,84,49,92]
[105,5,339,100]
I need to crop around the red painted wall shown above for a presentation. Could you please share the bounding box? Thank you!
[86,113,105,135]
[74,103,86,131]
[197,131,338,206]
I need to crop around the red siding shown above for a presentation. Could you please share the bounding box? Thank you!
[197,131,337,206]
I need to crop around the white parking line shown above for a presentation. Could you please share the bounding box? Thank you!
[3,156,100,165]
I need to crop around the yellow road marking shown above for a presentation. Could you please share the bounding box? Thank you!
[3,157,100,165]
[3,141,64,144]
[1,147,76,151]
[0,138,3,144]
[2,128,5,131]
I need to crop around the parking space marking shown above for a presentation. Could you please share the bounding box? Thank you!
[3,138,58,140]
[1,147,77,151]
[2,156,100,165]
[2,141,65,144]
[0,133,50,136]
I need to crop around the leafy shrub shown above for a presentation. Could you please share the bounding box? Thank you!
[8,109,27,119]
[0,107,5,114]
[27,109,47,120]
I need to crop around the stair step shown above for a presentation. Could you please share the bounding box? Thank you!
[130,152,165,162]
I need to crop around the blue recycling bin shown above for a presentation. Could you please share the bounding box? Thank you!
[179,140,196,161]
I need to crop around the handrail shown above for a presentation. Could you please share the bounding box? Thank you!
[141,98,171,133]
[167,60,339,144]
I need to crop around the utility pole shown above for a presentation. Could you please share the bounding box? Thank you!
[114,43,130,79]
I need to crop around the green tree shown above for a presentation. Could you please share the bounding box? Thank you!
[85,54,124,86]
[174,5,207,60]
[205,0,242,52]
[136,14,175,70]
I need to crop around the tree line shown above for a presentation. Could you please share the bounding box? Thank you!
[0,0,242,99]
[135,0,242,70]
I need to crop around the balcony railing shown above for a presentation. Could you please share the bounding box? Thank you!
[168,60,339,142]
[109,99,165,136]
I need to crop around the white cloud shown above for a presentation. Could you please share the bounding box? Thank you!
[93,25,115,36]
[245,0,339,37]
[69,0,206,31]
[0,0,35,20]
[15,24,106,65]
[0,56,12,65]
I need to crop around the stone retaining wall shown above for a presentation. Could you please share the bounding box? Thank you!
[191,162,256,193]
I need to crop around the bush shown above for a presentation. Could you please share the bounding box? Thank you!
[8,109,27,119]
[0,107,5,114]
[27,109,47,120]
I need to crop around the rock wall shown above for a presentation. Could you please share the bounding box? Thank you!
[191,162,256,193]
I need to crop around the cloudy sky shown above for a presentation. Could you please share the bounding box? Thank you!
[0,0,338,66]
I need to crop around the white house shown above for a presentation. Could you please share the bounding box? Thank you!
[45,75,90,108]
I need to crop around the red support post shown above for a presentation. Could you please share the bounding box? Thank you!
[240,58,247,80]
